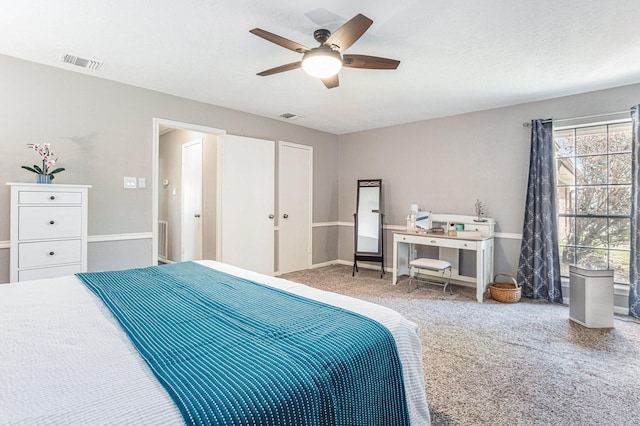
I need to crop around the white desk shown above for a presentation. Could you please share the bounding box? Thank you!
[392,231,494,302]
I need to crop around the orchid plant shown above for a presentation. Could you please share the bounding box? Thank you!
[21,143,65,180]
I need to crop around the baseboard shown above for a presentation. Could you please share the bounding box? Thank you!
[311,260,340,268]
[614,306,629,315]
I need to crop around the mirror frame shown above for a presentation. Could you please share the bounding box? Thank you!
[353,179,384,278]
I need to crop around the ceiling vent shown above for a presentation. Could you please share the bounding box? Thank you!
[279,112,302,120]
[61,54,103,71]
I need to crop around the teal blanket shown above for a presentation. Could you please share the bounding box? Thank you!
[77,262,409,425]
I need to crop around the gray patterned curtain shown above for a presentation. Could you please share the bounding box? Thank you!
[629,105,640,318]
[517,119,562,302]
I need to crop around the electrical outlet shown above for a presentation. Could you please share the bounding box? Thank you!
[124,176,137,189]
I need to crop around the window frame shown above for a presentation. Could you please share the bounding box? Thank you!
[553,119,633,285]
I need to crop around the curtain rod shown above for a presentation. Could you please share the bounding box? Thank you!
[522,110,629,127]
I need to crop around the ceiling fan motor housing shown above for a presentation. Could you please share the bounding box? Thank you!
[313,28,331,45]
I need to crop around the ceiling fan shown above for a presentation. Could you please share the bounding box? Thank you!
[250,13,400,89]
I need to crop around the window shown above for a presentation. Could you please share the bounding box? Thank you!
[554,121,632,285]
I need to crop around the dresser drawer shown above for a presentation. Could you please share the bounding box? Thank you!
[463,223,493,237]
[18,264,82,282]
[396,233,477,250]
[19,190,82,204]
[18,239,82,268]
[18,206,82,240]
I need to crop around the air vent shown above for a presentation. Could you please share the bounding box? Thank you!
[61,54,103,70]
[279,112,301,120]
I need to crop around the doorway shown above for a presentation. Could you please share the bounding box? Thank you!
[153,119,225,265]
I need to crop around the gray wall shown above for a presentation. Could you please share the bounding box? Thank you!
[337,83,640,278]
[0,54,339,282]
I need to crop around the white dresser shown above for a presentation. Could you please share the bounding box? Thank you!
[7,183,91,282]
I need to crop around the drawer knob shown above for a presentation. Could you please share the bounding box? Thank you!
[49,195,56,200]
[430,240,437,243]
[48,251,55,256]
[49,220,55,225]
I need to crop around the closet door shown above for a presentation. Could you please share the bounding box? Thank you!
[218,134,275,275]
[278,141,312,274]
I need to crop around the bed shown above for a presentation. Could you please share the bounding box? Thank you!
[0,260,430,425]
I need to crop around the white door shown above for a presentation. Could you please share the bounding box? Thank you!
[182,139,203,261]
[278,141,312,274]
[218,134,274,275]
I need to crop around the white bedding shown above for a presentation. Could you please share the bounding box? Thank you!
[0,260,430,425]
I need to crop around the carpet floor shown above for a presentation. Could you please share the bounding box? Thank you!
[281,264,640,426]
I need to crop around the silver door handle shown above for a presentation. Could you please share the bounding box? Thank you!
[269,214,275,219]
[283,214,289,219]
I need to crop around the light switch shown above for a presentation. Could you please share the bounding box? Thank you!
[124,176,137,189]
[138,177,146,189]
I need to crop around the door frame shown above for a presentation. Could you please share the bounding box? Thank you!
[277,141,313,273]
[152,118,225,265]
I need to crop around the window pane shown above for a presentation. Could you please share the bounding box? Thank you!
[575,247,608,270]
[576,126,606,155]
[556,157,575,186]
[610,250,630,284]
[557,187,574,215]
[609,154,631,184]
[609,218,630,250]
[575,155,607,185]
[609,186,631,215]
[554,129,574,156]
[575,186,606,215]
[609,123,632,152]
[575,217,607,247]
[559,245,575,277]
[558,217,575,245]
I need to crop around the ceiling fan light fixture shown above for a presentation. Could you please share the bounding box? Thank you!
[301,48,342,79]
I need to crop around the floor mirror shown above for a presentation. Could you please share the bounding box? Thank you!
[353,179,384,278]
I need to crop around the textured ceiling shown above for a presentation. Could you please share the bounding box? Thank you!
[1,1,640,134]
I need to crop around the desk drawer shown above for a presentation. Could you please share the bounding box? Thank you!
[18,206,82,240]
[19,190,82,204]
[18,239,82,268]
[396,234,477,250]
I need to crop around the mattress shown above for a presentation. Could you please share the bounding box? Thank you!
[0,260,430,425]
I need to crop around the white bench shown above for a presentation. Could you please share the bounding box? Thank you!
[408,258,453,299]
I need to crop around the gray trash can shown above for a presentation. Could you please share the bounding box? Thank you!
[569,265,614,328]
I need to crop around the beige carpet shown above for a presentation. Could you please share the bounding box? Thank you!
[282,264,640,426]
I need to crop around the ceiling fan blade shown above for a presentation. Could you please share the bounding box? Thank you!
[325,14,373,52]
[321,74,339,89]
[257,61,302,76]
[343,54,400,70]
[250,28,310,53]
